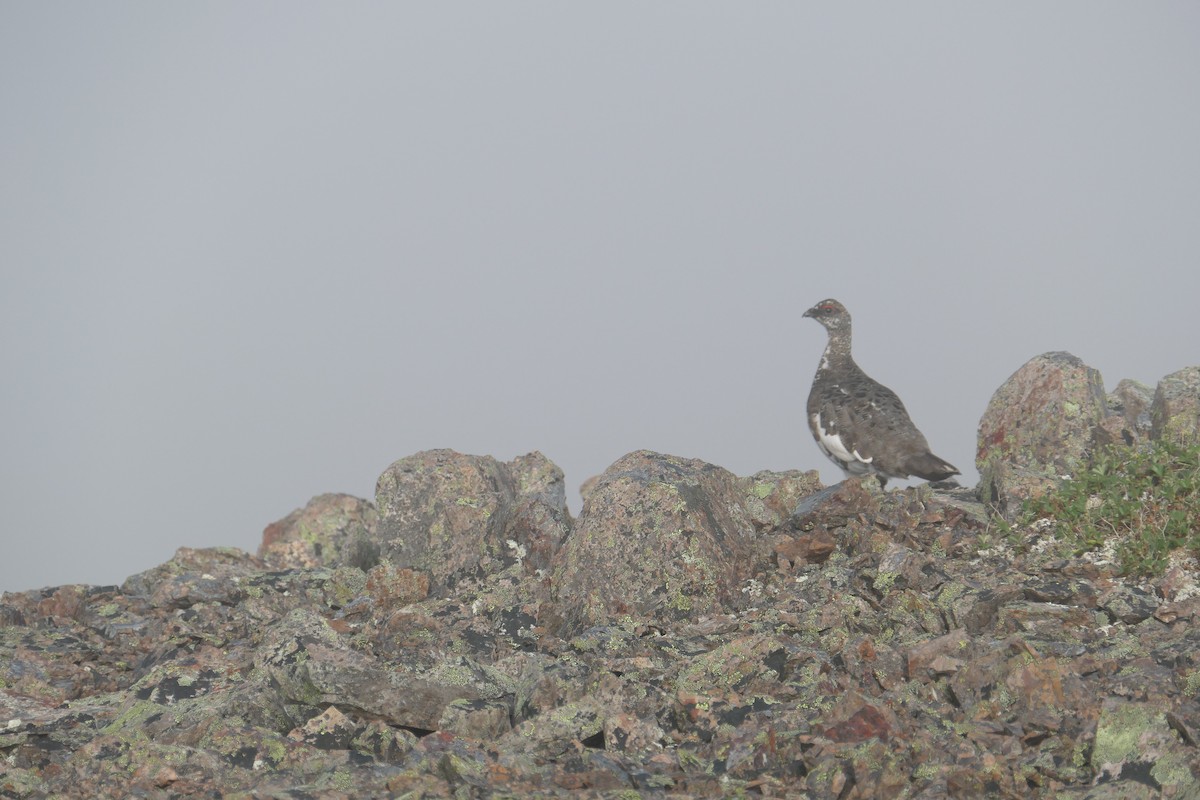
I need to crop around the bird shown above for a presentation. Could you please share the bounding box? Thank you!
[802,298,959,489]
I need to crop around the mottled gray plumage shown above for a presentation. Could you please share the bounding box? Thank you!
[803,298,959,488]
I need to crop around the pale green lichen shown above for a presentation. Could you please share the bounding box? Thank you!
[100,700,160,737]
[1093,703,1152,765]
[325,566,367,607]
[330,768,356,790]
[1092,702,1192,786]
[1185,669,1200,697]
[263,736,287,765]
[872,571,898,594]
[913,762,940,781]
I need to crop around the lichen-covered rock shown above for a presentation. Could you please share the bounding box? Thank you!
[6,448,1200,798]
[740,468,824,531]
[363,561,430,606]
[1091,698,1199,793]
[1150,366,1200,445]
[542,450,766,636]
[258,493,379,570]
[374,449,570,593]
[977,352,1108,517]
[121,545,264,608]
[1109,378,1155,442]
[259,608,511,731]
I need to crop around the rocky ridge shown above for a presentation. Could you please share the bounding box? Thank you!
[2,353,1200,799]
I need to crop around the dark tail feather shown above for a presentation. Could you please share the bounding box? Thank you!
[905,452,960,482]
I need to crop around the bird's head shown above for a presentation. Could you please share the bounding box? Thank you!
[802,298,851,332]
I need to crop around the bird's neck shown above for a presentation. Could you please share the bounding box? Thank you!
[820,329,853,370]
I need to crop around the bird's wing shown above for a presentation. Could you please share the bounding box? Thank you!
[815,375,931,471]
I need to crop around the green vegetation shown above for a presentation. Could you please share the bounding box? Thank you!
[1020,440,1200,576]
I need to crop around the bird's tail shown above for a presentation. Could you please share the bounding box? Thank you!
[905,452,960,482]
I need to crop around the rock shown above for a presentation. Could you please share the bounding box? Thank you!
[578,474,600,503]
[364,561,430,606]
[775,529,836,568]
[121,545,263,608]
[374,449,570,593]
[1091,698,1198,793]
[905,629,972,680]
[259,608,510,731]
[1098,584,1159,625]
[5,446,1200,797]
[438,698,513,740]
[259,493,380,570]
[740,469,824,531]
[1150,366,1200,445]
[288,705,361,750]
[1109,378,1155,441]
[1092,414,1137,450]
[542,451,766,636]
[977,352,1108,518]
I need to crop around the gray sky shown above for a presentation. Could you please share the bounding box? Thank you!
[3,4,1199,593]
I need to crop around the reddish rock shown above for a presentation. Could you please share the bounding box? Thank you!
[775,530,836,568]
[820,703,891,744]
[365,562,430,606]
[976,351,1107,517]
[905,629,972,680]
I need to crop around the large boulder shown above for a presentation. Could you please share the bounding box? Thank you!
[374,449,570,593]
[1150,366,1200,445]
[543,451,769,636]
[976,352,1107,517]
[258,493,379,571]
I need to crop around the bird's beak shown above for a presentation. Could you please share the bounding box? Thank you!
[802,308,814,319]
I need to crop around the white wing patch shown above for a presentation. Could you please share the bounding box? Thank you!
[812,413,874,475]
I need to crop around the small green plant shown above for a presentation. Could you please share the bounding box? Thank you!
[1019,440,1200,576]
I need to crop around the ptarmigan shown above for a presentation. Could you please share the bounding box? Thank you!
[803,298,959,488]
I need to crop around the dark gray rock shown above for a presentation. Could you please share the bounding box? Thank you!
[1098,584,1159,625]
